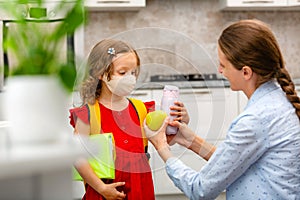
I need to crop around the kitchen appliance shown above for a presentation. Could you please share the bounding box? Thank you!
[149,73,229,89]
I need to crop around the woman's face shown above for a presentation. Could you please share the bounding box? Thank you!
[217,45,244,91]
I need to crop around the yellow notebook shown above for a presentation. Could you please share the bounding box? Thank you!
[73,133,116,181]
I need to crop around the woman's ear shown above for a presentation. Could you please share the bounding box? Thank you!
[242,66,253,81]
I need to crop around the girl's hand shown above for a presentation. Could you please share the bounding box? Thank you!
[170,101,190,124]
[143,118,169,151]
[143,118,173,162]
[100,182,126,200]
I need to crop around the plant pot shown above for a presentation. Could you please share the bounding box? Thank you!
[3,76,71,146]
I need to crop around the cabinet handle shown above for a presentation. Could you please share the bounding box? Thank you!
[130,92,150,97]
[97,0,130,3]
[242,0,274,3]
[180,90,211,95]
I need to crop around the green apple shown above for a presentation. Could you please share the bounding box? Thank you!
[146,110,168,131]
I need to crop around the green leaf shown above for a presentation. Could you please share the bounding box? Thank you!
[58,63,77,93]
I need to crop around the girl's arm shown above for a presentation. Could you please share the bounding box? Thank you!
[74,118,126,200]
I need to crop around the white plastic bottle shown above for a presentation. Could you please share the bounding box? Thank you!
[161,85,179,135]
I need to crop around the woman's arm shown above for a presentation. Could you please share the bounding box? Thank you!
[145,119,216,162]
[186,135,216,161]
[167,121,216,161]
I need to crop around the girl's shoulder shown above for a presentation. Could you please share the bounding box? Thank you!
[69,104,89,127]
[143,100,155,113]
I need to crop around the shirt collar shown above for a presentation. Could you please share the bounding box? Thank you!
[245,80,279,109]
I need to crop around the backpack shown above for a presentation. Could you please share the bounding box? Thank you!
[87,98,149,156]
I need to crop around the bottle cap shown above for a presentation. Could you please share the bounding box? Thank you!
[163,85,179,98]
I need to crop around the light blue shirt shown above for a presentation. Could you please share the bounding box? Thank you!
[165,81,300,200]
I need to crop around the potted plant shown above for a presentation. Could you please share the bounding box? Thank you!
[0,0,85,145]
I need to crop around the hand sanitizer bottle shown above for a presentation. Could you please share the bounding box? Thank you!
[161,85,179,135]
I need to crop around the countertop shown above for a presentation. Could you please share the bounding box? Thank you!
[0,138,85,179]
[136,78,300,90]
[135,80,230,90]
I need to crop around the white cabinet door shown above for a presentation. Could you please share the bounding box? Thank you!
[170,88,239,141]
[219,0,288,10]
[84,0,146,11]
[288,0,300,6]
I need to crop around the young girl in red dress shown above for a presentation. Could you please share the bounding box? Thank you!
[69,39,155,200]
[69,38,190,200]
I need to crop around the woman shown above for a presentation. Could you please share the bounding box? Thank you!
[145,19,300,200]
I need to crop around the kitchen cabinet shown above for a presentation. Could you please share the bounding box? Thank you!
[219,0,300,11]
[129,87,239,195]
[84,0,146,11]
[288,0,300,6]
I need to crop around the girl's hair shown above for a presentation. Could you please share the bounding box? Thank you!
[218,19,300,120]
[80,39,140,105]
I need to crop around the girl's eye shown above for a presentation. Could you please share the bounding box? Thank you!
[118,71,126,75]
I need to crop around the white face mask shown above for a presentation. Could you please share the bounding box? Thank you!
[103,74,136,97]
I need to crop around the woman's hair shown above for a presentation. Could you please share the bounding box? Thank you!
[218,19,300,120]
[80,38,140,105]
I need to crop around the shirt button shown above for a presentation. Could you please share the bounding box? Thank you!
[124,140,128,144]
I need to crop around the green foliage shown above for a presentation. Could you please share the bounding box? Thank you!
[1,0,86,92]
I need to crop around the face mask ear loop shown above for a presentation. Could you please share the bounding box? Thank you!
[102,73,110,83]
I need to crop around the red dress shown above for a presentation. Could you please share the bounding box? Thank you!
[69,100,155,200]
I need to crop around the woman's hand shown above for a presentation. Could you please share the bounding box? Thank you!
[143,118,169,151]
[167,121,196,148]
[170,101,190,124]
[167,121,216,160]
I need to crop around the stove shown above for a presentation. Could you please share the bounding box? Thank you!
[147,73,229,89]
[150,73,225,82]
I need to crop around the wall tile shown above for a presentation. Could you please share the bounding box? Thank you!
[84,0,300,79]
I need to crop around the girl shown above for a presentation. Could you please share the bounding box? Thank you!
[70,39,155,200]
[70,38,190,200]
